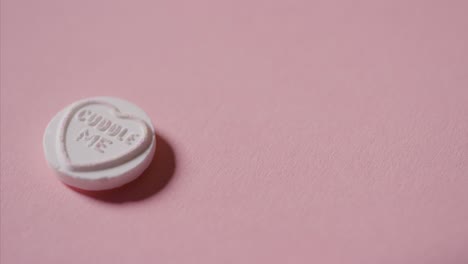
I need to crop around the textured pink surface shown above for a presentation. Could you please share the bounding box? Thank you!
[1,0,468,263]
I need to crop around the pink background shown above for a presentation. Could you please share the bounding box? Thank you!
[1,0,468,263]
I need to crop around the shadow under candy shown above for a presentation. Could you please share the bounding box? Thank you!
[70,133,176,203]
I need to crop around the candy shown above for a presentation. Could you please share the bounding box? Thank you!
[43,97,156,191]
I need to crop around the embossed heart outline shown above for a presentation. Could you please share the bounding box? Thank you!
[57,100,153,172]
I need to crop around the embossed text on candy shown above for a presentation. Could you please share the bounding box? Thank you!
[75,109,141,153]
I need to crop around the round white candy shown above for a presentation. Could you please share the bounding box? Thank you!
[43,97,156,191]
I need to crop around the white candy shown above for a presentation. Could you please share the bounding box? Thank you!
[43,97,156,191]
